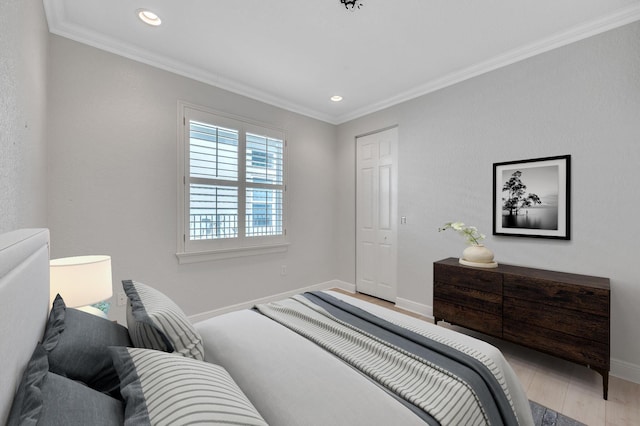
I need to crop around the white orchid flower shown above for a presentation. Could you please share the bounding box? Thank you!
[439,221,486,245]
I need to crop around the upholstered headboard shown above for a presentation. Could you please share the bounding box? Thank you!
[0,229,50,424]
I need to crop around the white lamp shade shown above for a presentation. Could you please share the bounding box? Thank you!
[50,255,113,307]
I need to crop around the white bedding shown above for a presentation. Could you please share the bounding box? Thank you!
[195,290,534,426]
[326,291,533,425]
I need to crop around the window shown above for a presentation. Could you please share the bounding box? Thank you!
[177,103,287,263]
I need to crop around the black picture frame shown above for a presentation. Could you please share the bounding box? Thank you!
[493,155,571,239]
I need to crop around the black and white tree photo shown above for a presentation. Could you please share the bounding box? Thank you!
[501,167,556,230]
[493,155,570,239]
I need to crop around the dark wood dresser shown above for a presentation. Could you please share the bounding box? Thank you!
[433,257,611,399]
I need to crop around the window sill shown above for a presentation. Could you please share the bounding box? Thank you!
[176,242,290,264]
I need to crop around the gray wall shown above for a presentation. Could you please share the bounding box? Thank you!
[0,0,49,233]
[46,36,339,323]
[337,21,640,380]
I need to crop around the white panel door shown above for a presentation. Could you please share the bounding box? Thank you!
[356,127,398,302]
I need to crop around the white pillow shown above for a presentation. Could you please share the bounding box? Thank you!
[110,347,268,426]
[123,280,204,360]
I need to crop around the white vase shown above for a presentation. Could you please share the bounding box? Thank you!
[459,244,498,268]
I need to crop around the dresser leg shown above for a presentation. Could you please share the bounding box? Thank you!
[594,368,609,400]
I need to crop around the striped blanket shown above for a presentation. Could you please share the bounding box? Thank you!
[255,292,521,426]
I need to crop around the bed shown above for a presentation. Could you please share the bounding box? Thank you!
[2,228,534,425]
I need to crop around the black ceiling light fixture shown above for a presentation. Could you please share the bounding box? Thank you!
[340,0,363,10]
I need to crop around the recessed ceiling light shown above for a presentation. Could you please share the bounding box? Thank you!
[330,95,343,102]
[137,9,162,26]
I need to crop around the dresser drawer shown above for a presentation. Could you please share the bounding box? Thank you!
[504,319,609,370]
[503,275,610,317]
[434,281,502,315]
[433,299,502,337]
[434,262,502,294]
[504,296,609,344]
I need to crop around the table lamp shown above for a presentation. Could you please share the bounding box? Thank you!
[50,255,113,318]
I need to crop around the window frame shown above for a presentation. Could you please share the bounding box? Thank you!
[176,102,288,264]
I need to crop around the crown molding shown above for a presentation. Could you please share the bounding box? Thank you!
[44,1,640,126]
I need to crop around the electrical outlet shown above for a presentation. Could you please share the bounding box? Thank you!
[117,292,127,306]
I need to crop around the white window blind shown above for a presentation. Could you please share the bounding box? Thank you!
[177,104,287,262]
[189,121,239,240]
[245,132,284,238]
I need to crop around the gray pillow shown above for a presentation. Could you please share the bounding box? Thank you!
[122,280,204,360]
[110,347,268,426]
[42,294,132,397]
[8,344,124,426]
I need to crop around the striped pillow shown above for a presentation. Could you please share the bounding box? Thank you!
[110,347,268,426]
[123,280,204,360]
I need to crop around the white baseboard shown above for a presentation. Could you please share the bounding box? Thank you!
[611,358,640,385]
[332,280,356,293]
[189,279,351,323]
[395,298,433,319]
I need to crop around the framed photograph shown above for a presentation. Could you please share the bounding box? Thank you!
[493,155,570,239]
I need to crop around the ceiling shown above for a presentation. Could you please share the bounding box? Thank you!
[43,0,640,124]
